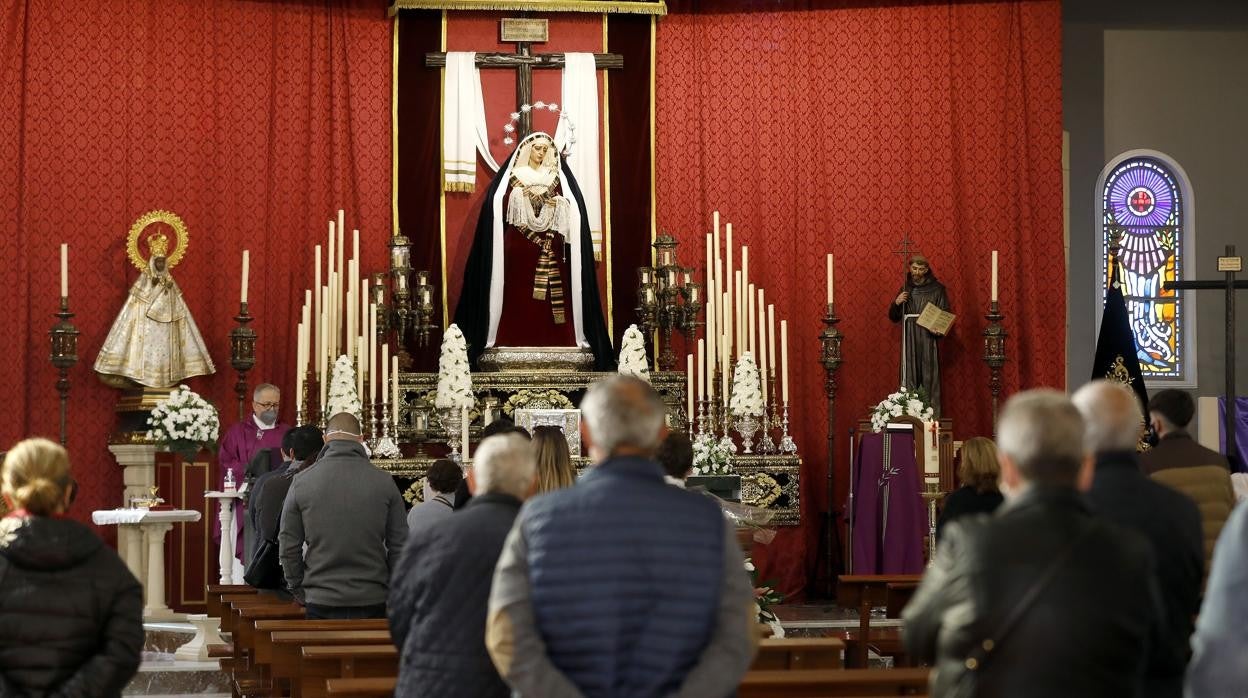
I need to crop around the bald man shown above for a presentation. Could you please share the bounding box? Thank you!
[279,413,408,620]
[1074,380,1203,698]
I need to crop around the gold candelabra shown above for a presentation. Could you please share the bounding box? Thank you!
[49,297,81,446]
[229,301,257,421]
[636,232,703,370]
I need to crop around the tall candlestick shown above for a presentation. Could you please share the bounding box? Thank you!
[369,302,378,403]
[768,304,776,375]
[721,334,729,403]
[382,343,390,407]
[780,319,790,402]
[686,353,694,425]
[392,355,400,429]
[462,405,470,459]
[314,245,322,377]
[697,338,706,400]
[60,243,68,298]
[991,249,999,302]
[757,289,767,404]
[708,274,718,395]
[827,253,834,305]
[240,250,250,303]
[357,337,366,398]
[735,271,743,359]
[747,282,756,358]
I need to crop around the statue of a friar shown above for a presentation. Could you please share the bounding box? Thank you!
[887,254,950,415]
[94,211,215,389]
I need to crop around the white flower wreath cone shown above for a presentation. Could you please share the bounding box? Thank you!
[325,355,363,420]
[870,386,935,432]
[617,324,651,383]
[145,384,220,458]
[435,324,474,409]
[730,352,764,417]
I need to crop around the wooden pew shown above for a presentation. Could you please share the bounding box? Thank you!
[751,637,846,670]
[325,677,396,697]
[252,620,389,697]
[739,667,929,697]
[268,630,393,698]
[207,584,256,618]
[885,581,920,619]
[229,604,304,695]
[837,575,922,667]
[299,645,399,698]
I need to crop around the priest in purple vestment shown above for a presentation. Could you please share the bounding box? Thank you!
[849,431,926,574]
[217,383,291,562]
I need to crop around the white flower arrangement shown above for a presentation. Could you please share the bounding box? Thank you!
[691,432,736,475]
[325,355,363,420]
[729,352,764,417]
[746,556,785,637]
[435,324,474,409]
[617,324,651,382]
[870,386,935,432]
[145,385,220,458]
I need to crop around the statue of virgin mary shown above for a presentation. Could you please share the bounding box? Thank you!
[454,131,614,370]
[94,229,215,388]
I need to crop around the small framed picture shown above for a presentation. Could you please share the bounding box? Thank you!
[514,408,582,457]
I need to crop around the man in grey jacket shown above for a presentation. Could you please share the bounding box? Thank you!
[279,412,408,619]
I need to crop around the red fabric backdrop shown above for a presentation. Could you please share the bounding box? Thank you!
[656,1,1064,596]
[0,0,393,538]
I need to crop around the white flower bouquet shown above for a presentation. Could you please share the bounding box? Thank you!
[729,352,764,417]
[870,386,935,432]
[325,355,363,420]
[617,324,651,382]
[146,385,220,459]
[691,432,736,475]
[435,324,474,409]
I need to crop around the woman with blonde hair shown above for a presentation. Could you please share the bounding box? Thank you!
[532,426,577,494]
[935,436,1005,540]
[0,438,143,696]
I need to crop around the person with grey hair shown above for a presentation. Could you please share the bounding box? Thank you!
[389,433,536,698]
[1075,380,1202,698]
[904,389,1162,697]
[217,382,291,570]
[487,375,756,697]
[279,412,407,620]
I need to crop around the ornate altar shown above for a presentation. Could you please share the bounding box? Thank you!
[372,369,803,525]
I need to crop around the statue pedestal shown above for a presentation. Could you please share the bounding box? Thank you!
[478,346,595,373]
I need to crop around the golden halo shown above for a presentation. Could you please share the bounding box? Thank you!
[126,210,189,272]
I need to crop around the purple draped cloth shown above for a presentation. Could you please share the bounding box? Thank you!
[1218,397,1248,473]
[849,432,926,574]
[217,418,290,561]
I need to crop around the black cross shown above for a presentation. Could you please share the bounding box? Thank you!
[426,21,622,139]
[1166,244,1248,467]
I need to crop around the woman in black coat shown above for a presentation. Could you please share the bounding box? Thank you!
[936,436,1005,541]
[0,438,144,697]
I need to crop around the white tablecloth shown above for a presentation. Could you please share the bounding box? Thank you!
[92,509,202,525]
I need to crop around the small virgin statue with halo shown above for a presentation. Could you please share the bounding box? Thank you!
[94,210,215,389]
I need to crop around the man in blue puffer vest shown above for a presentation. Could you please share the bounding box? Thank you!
[487,375,758,697]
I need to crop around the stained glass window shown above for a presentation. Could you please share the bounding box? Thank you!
[1101,157,1184,379]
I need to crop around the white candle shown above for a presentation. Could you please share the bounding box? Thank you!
[735,271,743,359]
[314,246,322,378]
[295,321,305,422]
[991,249,999,302]
[240,250,250,303]
[767,304,776,382]
[392,355,400,429]
[697,338,706,400]
[721,334,729,403]
[382,343,390,407]
[686,353,694,425]
[827,253,834,306]
[369,302,378,403]
[780,319,790,403]
[319,291,329,408]
[757,289,767,404]
[327,223,336,357]
[741,245,749,312]
[708,274,718,397]
[60,243,68,298]
[357,336,366,398]
[725,224,733,358]
[336,216,345,351]
[747,282,756,358]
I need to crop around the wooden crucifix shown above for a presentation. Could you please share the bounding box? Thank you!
[1166,244,1248,467]
[426,18,623,139]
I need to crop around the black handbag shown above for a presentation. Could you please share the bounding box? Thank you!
[243,536,284,589]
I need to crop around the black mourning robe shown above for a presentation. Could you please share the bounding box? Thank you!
[888,276,950,415]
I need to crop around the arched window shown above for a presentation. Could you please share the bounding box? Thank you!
[1096,151,1195,386]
